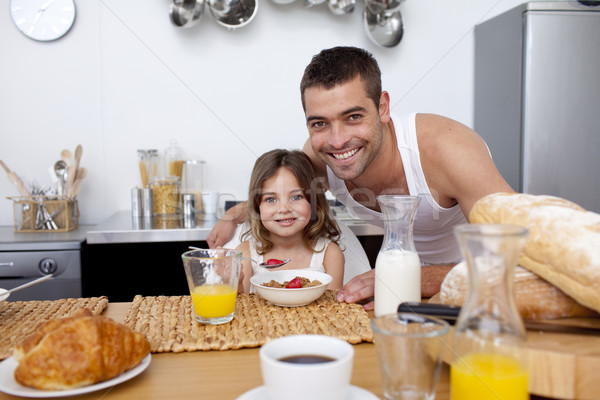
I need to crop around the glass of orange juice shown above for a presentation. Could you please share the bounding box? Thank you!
[182,248,241,325]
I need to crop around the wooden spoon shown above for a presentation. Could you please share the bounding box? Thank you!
[70,179,83,199]
[75,167,87,180]
[61,149,72,166]
[0,160,31,199]
[65,145,82,195]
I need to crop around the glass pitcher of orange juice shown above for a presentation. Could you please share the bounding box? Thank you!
[451,224,530,400]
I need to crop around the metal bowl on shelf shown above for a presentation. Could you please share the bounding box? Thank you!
[169,0,205,28]
[209,0,258,30]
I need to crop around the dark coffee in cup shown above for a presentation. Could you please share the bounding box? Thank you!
[279,355,336,364]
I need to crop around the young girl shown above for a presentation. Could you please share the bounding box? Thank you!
[237,149,344,293]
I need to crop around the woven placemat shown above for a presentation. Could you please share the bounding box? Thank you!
[124,291,373,352]
[0,297,109,360]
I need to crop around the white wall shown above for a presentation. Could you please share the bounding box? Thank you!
[0,0,527,226]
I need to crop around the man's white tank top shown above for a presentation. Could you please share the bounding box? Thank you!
[326,112,466,265]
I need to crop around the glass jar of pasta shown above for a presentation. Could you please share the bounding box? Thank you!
[137,149,159,188]
[150,176,181,216]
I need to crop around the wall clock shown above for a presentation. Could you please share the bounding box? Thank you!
[10,0,76,42]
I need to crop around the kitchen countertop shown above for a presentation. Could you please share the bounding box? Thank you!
[0,226,89,251]
[0,210,383,246]
[85,211,383,244]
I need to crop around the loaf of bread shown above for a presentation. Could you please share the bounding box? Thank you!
[468,192,600,314]
[13,310,151,390]
[440,262,597,319]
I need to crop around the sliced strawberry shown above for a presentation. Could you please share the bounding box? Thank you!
[285,277,303,289]
[266,258,284,266]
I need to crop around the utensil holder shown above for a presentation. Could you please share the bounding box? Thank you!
[9,196,79,232]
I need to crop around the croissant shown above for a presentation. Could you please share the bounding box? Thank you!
[13,310,151,390]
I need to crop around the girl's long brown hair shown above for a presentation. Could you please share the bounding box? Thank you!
[243,149,341,255]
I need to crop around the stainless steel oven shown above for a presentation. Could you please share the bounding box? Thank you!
[0,227,84,301]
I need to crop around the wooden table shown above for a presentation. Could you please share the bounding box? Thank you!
[0,302,451,400]
[2,302,567,400]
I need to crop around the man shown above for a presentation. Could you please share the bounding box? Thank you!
[208,46,514,309]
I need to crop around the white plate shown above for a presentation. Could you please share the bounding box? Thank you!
[236,385,379,400]
[0,354,151,398]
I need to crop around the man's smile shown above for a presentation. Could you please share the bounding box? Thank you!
[330,147,361,160]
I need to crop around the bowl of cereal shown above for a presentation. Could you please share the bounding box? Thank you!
[250,270,332,307]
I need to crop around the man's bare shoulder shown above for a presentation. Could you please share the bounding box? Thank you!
[415,113,476,141]
[415,113,484,162]
[414,113,514,215]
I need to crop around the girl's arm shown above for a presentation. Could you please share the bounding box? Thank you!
[235,241,253,293]
[323,242,345,290]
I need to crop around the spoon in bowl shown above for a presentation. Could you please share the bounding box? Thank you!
[242,257,291,269]
[0,275,53,301]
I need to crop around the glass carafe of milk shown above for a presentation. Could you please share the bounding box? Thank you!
[374,195,421,317]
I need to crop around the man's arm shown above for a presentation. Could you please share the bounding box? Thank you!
[417,113,515,219]
[206,202,247,248]
[416,113,515,295]
[421,264,454,297]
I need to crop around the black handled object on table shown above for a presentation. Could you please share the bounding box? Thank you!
[398,302,600,336]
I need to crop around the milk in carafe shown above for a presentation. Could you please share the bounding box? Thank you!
[373,195,421,317]
[374,249,421,317]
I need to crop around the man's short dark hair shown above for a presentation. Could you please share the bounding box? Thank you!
[300,46,382,110]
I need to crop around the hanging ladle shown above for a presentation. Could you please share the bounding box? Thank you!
[363,7,404,48]
[170,0,205,28]
[188,247,290,268]
[0,275,53,302]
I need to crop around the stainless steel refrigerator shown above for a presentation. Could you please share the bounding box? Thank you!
[474,1,600,213]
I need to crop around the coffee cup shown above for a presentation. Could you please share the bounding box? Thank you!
[259,334,354,400]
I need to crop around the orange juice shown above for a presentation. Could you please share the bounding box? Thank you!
[451,353,528,400]
[191,284,237,318]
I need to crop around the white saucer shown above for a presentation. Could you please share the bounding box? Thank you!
[237,385,379,400]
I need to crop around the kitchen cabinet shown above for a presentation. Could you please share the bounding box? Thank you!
[81,240,201,301]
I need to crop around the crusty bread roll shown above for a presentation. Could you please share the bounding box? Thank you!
[13,310,150,390]
[440,262,597,320]
[468,192,600,313]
